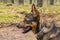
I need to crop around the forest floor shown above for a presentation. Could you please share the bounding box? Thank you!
[0,25,37,40]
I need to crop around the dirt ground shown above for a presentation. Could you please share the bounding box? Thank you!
[0,25,37,40]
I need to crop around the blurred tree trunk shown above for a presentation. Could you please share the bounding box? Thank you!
[19,0,24,4]
[50,0,54,5]
[37,0,43,7]
[3,0,7,3]
[30,0,32,4]
[11,0,14,3]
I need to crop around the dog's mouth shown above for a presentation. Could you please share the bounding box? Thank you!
[22,26,32,33]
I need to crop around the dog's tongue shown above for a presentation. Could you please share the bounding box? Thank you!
[22,27,32,34]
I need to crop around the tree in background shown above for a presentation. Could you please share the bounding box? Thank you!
[30,0,32,4]
[11,0,14,3]
[50,0,54,5]
[19,0,24,5]
[37,0,43,7]
[3,0,7,3]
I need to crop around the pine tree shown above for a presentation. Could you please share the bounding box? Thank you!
[30,0,32,4]
[19,0,24,4]
[37,0,43,7]
[11,0,14,3]
[50,0,54,5]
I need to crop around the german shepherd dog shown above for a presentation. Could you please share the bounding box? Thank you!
[17,4,40,34]
[16,4,60,40]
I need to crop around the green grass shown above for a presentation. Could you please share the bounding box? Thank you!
[0,3,60,23]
